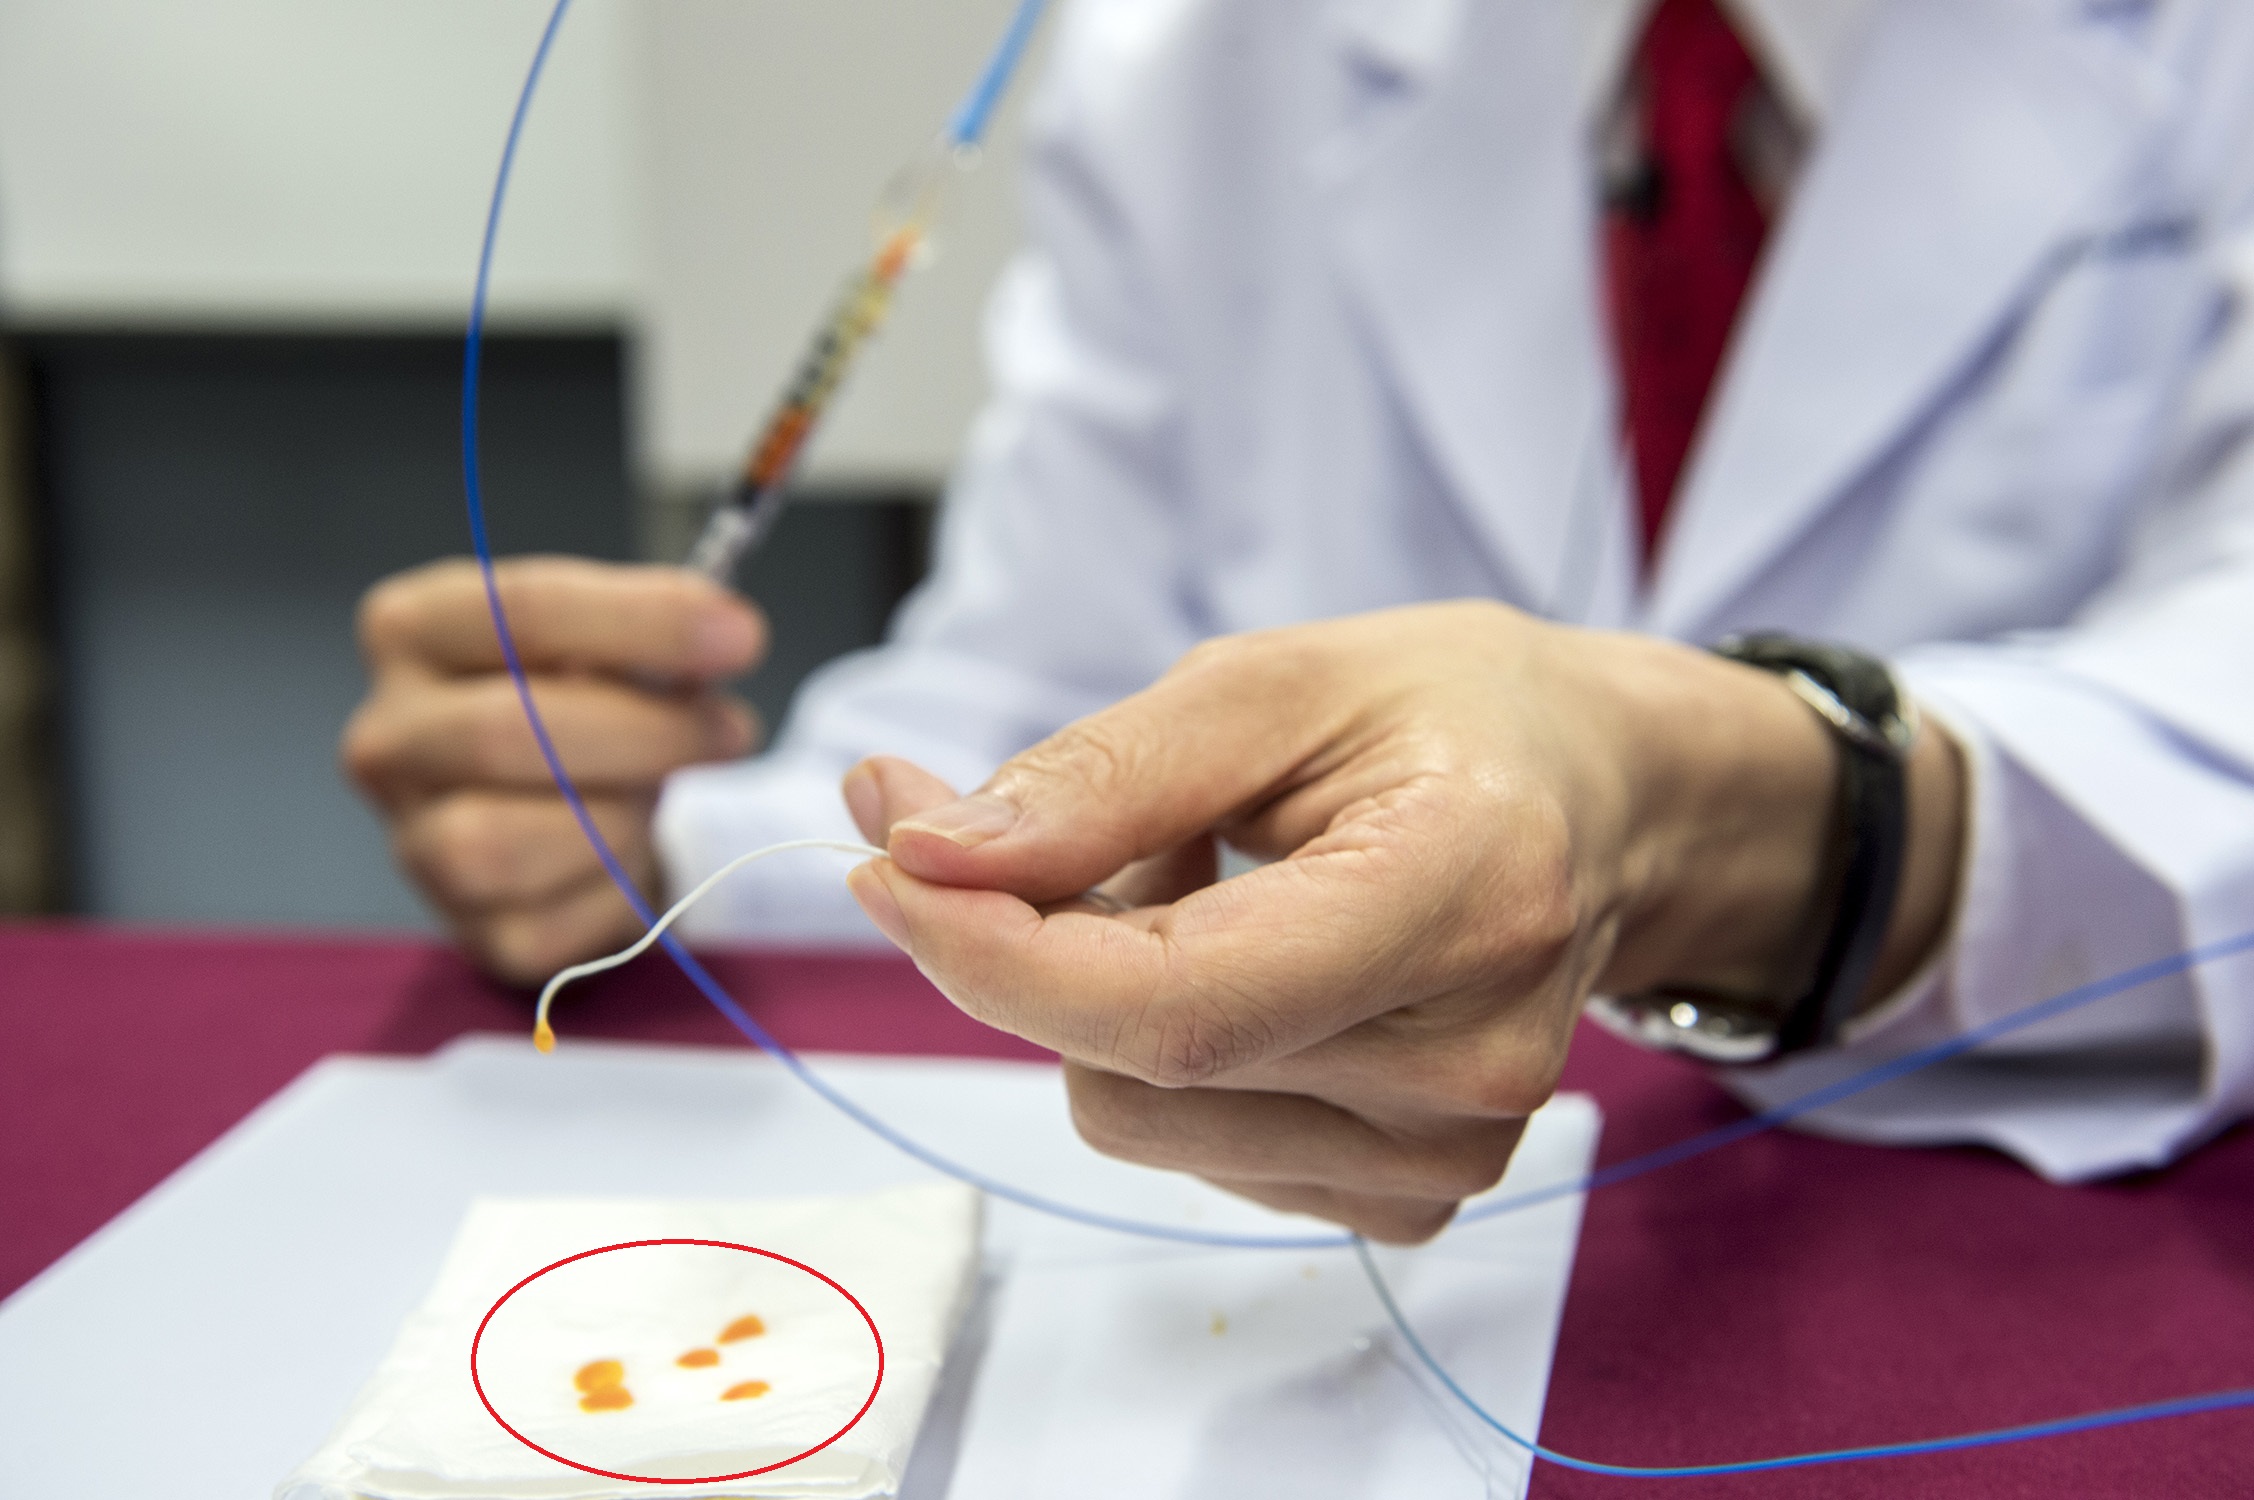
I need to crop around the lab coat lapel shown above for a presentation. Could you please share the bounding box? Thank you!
[1321,0,1615,606]
[1649,0,2170,637]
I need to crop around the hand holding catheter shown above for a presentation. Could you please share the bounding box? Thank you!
[474,0,2254,1475]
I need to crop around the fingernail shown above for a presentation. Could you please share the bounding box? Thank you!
[691,607,760,675]
[847,864,910,952]
[841,764,882,839]
[896,793,1019,849]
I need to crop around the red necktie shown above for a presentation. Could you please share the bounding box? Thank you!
[1603,0,1774,569]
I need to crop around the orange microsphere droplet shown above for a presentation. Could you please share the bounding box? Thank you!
[718,1314,767,1343]
[532,1020,555,1054]
[579,1385,635,1413]
[676,1347,720,1369]
[574,1359,624,1393]
[721,1379,771,1402]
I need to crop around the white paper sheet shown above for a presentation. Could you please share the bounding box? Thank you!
[281,1189,983,1499]
[0,1036,1597,1498]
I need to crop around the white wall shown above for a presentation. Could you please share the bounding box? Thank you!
[0,0,639,326]
[0,0,1037,486]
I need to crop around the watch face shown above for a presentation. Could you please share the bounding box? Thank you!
[1586,992,1783,1065]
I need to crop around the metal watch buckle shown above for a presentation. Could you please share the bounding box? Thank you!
[1779,669,1918,757]
[1585,990,1785,1065]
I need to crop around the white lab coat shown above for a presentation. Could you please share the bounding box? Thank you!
[658,0,2254,1182]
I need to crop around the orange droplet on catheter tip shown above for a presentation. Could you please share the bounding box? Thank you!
[721,1379,771,1402]
[718,1314,766,1343]
[677,1347,720,1369]
[574,1359,624,1393]
[579,1385,634,1412]
[532,1019,555,1054]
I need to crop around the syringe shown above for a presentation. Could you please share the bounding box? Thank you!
[685,0,1050,584]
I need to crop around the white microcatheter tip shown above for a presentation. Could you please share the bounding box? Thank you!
[528,838,884,1060]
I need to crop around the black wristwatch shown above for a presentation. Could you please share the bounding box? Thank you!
[1587,633,1918,1065]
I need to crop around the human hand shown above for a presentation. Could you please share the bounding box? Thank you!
[840,602,1963,1242]
[342,556,765,983]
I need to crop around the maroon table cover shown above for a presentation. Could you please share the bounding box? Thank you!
[3,924,2248,1495]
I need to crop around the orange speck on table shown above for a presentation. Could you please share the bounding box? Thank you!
[676,1347,721,1369]
[718,1314,767,1343]
[721,1380,772,1402]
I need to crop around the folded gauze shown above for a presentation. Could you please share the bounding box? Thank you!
[278,1184,982,1500]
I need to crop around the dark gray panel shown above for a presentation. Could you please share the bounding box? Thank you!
[32,333,634,928]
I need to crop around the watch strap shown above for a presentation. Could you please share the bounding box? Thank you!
[1772,672,1908,1054]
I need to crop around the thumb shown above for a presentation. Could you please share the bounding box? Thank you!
[886,640,1341,902]
[840,755,959,844]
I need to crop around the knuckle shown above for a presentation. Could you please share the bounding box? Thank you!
[1519,874,1582,969]
[335,708,385,789]
[356,575,422,659]
[338,703,402,790]
[476,886,638,986]
[1176,631,1250,675]
[358,559,475,658]
[1414,1130,1521,1200]
[493,559,569,640]
[476,918,552,988]
[651,568,716,623]
[1446,597,1518,633]
[1179,626,1321,688]
[1066,1077,1162,1163]
[1433,1049,1559,1120]
[1123,998,1251,1088]
[1503,803,1582,952]
[466,692,533,776]
[1020,720,1145,805]
[422,800,517,891]
[1122,958,1290,1086]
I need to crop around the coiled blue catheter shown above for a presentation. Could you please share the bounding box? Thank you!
[469,0,2254,1478]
